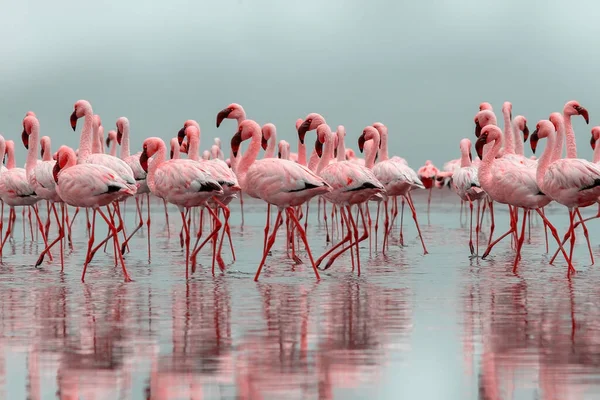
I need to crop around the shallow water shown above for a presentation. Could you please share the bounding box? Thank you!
[1,190,600,399]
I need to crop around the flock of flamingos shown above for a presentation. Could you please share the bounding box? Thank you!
[1,99,599,282]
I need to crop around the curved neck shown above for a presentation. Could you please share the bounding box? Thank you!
[109,139,117,157]
[42,139,52,161]
[298,140,307,166]
[236,127,262,188]
[336,133,346,162]
[513,120,524,156]
[147,142,166,193]
[6,143,15,169]
[594,138,600,163]
[0,141,5,168]
[187,132,200,161]
[121,124,131,158]
[317,133,335,174]
[365,136,379,169]
[92,124,102,154]
[460,146,471,168]
[379,128,389,161]
[478,137,502,186]
[78,109,94,161]
[264,131,277,159]
[308,148,320,172]
[563,113,578,158]
[502,109,515,155]
[536,131,556,191]
[26,123,40,175]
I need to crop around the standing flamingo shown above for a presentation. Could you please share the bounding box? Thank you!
[52,145,134,282]
[417,160,439,213]
[230,119,331,281]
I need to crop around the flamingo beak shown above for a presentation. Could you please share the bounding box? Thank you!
[475,120,482,138]
[530,130,539,154]
[576,106,590,124]
[591,135,596,151]
[52,161,61,183]
[522,123,529,142]
[314,138,323,158]
[170,148,174,159]
[261,135,268,151]
[140,149,149,172]
[297,119,311,144]
[469,151,472,162]
[40,146,45,159]
[216,108,232,128]
[358,134,366,153]
[177,127,186,145]
[334,146,338,158]
[278,150,282,159]
[70,111,78,131]
[231,130,242,158]
[475,134,487,159]
[21,129,29,150]
[116,126,123,145]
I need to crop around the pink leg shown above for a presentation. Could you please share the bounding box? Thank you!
[254,210,284,281]
[97,207,132,282]
[286,207,320,280]
[316,207,353,269]
[190,206,222,275]
[399,197,405,246]
[406,193,428,254]
[323,204,370,271]
[534,208,575,275]
[120,197,144,254]
[467,197,474,255]
[512,208,528,273]
[81,209,97,282]
[239,191,245,227]
[146,193,151,261]
[486,199,495,249]
[163,198,170,237]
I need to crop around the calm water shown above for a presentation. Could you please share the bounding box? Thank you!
[1,190,600,399]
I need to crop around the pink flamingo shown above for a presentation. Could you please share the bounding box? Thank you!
[262,123,277,158]
[231,119,331,281]
[313,124,384,273]
[21,115,66,269]
[451,138,486,256]
[52,145,134,282]
[531,116,600,273]
[417,160,439,213]
[140,137,223,277]
[178,121,240,271]
[216,103,247,225]
[369,122,428,253]
[0,138,48,259]
[475,124,570,273]
[106,130,118,156]
[278,140,291,160]
[115,116,152,257]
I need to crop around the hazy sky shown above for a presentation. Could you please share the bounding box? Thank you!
[1,0,599,168]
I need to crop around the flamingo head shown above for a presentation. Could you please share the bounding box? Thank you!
[140,137,164,172]
[530,120,555,154]
[169,138,179,159]
[564,100,589,124]
[40,136,50,159]
[295,118,303,132]
[21,115,38,150]
[231,119,260,158]
[216,103,244,128]
[549,112,563,133]
[513,116,529,142]
[314,124,332,158]
[70,100,92,131]
[479,102,493,111]
[261,123,276,151]
[178,120,199,145]
[502,101,513,120]
[459,138,472,162]
[475,125,502,159]
[297,113,326,144]
[107,130,117,148]
[53,146,76,183]
[591,126,600,150]
[359,126,381,153]
[474,110,496,138]
[115,117,129,145]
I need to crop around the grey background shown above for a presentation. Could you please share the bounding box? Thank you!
[1,0,597,168]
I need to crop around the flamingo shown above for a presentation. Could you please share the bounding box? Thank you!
[313,124,385,273]
[106,130,118,156]
[417,160,439,212]
[475,124,570,273]
[278,140,291,160]
[139,137,223,277]
[230,119,332,281]
[52,145,134,282]
[451,138,486,256]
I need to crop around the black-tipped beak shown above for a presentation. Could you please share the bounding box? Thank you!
[475,134,487,159]
[105,136,111,148]
[40,146,45,159]
[177,127,186,145]
[575,106,590,124]
[522,123,529,142]
[52,162,61,183]
[297,119,311,144]
[70,111,78,131]
[170,149,174,159]
[116,126,123,145]
[140,149,149,172]
[21,129,29,150]
[475,120,482,138]
[469,151,472,162]
[358,134,366,153]
[314,138,323,158]
[231,131,242,158]
[278,151,282,158]
[216,108,232,128]
[530,130,539,154]
[591,135,596,151]
[334,146,338,158]
[261,135,268,151]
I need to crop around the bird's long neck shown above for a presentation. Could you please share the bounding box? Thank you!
[536,130,556,191]
[121,124,131,158]
[109,139,117,157]
[92,122,102,154]
[460,146,471,168]
[236,127,262,189]
[42,139,52,161]
[502,109,515,155]
[147,143,166,194]
[336,132,346,163]
[379,128,389,161]
[188,132,201,161]
[594,138,600,163]
[308,147,320,172]
[513,119,524,156]
[6,142,15,170]
[26,123,40,176]
[317,132,335,174]
[170,140,180,160]
[264,130,277,159]
[563,113,577,158]
[478,137,501,188]
[365,135,379,169]
[78,110,94,162]
[298,139,307,166]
